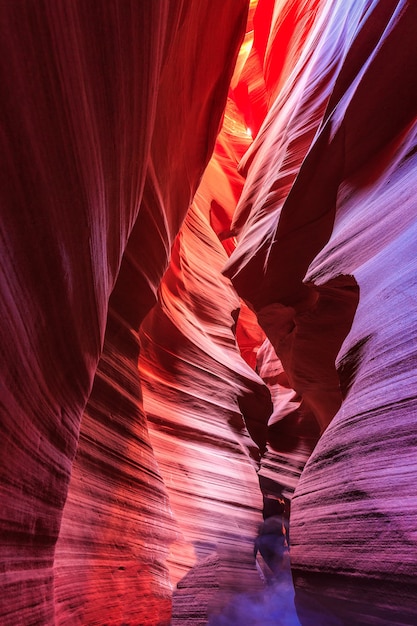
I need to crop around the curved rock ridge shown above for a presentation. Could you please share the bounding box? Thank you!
[0,1,249,624]
[1,2,172,622]
[291,127,417,620]
[224,0,373,296]
[135,2,333,614]
[255,338,320,505]
[220,0,417,622]
[138,167,271,621]
[54,307,176,626]
[2,0,417,624]
[136,8,317,610]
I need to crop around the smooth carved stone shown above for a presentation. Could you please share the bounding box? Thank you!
[0,2,172,622]
[257,277,359,433]
[289,2,417,622]
[224,1,417,623]
[0,1,249,623]
[138,199,267,602]
[3,0,417,624]
[291,168,417,622]
[54,310,175,625]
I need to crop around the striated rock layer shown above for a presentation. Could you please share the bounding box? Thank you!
[138,138,270,624]
[2,0,417,624]
[224,0,417,623]
[0,1,249,624]
[54,2,252,623]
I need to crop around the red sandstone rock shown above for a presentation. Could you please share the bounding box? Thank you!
[2,0,417,624]
[0,1,248,624]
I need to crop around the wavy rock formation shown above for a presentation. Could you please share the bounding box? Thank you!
[138,140,272,624]
[1,0,417,625]
[224,0,417,623]
[0,1,249,624]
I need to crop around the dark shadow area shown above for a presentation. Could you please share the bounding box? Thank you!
[258,477,291,546]
[237,383,273,453]
[255,513,288,581]
[268,406,320,454]
[255,275,360,433]
[337,334,373,400]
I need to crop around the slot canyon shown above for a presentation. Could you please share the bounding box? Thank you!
[1,0,417,624]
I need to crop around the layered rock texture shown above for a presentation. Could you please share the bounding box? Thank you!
[1,1,417,625]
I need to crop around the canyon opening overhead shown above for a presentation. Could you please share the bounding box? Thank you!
[1,1,417,625]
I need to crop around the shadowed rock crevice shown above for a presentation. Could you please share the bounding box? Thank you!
[337,334,373,400]
[257,275,359,433]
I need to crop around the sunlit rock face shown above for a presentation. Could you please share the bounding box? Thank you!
[1,0,417,625]
[138,154,272,623]
[223,0,417,623]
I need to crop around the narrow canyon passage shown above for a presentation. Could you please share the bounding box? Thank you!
[1,1,417,625]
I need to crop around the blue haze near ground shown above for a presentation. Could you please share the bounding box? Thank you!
[208,573,302,626]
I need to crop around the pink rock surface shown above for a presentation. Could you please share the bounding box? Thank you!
[224,0,417,621]
[2,0,417,624]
